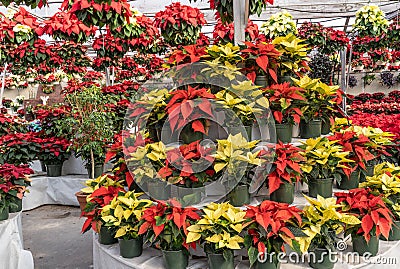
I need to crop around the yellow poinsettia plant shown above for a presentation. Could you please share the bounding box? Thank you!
[300,137,353,182]
[296,195,361,253]
[272,33,310,77]
[360,162,400,220]
[101,191,153,240]
[206,43,243,65]
[186,202,249,260]
[81,174,124,195]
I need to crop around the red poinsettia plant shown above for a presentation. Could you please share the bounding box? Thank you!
[92,33,129,66]
[158,140,215,188]
[213,19,260,44]
[335,188,393,241]
[265,82,305,124]
[241,41,281,83]
[245,200,302,266]
[37,137,72,165]
[62,0,132,31]
[37,11,97,43]
[154,2,206,47]
[138,200,201,253]
[0,163,33,210]
[0,132,41,165]
[267,142,305,194]
[167,44,207,66]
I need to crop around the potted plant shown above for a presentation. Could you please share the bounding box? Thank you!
[264,83,305,142]
[213,133,264,206]
[298,195,361,269]
[299,137,353,198]
[65,86,115,178]
[186,202,248,269]
[335,188,394,256]
[38,137,71,177]
[292,76,338,138]
[245,200,303,269]
[0,163,33,215]
[240,41,281,87]
[353,5,389,37]
[272,34,310,82]
[267,142,304,204]
[360,162,400,240]
[139,200,201,269]
[261,11,297,39]
[328,130,375,190]
[154,3,206,47]
[0,132,41,165]
[213,19,260,44]
[101,191,153,258]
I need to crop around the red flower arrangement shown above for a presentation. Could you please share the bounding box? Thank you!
[154,2,207,47]
[267,142,304,194]
[37,11,97,43]
[213,19,260,44]
[335,188,393,241]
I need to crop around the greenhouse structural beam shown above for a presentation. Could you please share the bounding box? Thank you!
[233,0,248,45]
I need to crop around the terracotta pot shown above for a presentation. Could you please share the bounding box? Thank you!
[75,191,88,212]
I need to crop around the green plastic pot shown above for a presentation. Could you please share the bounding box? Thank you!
[177,188,202,206]
[147,181,171,201]
[227,185,250,207]
[270,181,294,204]
[308,248,335,269]
[360,164,375,183]
[255,75,268,88]
[300,120,322,139]
[207,251,234,269]
[254,253,280,269]
[46,164,63,177]
[119,237,143,258]
[162,250,189,269]
[98,226,117,245]
[321,118,331,135]
[352,233,379,256]
[338,170,360,190]
[87,165,104,179]
[0,206,9,221]
[308,178,333,198]
[9,198,22,213]
[275,123,293,143]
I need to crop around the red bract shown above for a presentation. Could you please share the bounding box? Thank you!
[213,19,259,44]
[0,164,33,181]
[167,44,207,65]
[335,188,393,241]
[265,83,305,124]
[154,2,206,30]
[267,142,304,193]
[241,41,281,83]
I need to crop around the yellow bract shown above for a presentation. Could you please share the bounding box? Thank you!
[82,174,124,195]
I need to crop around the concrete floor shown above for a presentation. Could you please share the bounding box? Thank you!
[22,205,93,269]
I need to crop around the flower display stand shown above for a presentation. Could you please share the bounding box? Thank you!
[0,212,34,269]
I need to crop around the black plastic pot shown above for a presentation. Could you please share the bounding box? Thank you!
[308,247,335,269]
[308,178,333,198]
[300,120,322,139]
[270,181,294,204]
[98,226,117,245]
[46,164,63,177]
[254,252,280,269]
[338,170,360,190]
[162,249,188,269]
[0,206,9,221]
[87,165,104,179]
[119,237,143,258]
[275,123,293,143]
[321,118,331,135]
[255,75,268,88]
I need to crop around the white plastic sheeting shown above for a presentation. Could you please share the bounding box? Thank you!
[22,175,87,211]
[0,212,34,269]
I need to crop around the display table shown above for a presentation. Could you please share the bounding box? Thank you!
[23,175,87,211]
[0,212,34,269]
[93,232,399,269]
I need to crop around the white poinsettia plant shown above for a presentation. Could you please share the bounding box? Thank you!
[261,10,297,39]
[353,5,389,37]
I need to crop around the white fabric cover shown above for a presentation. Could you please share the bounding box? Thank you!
[23,175,87,211]
[93,233,400,269]
[0,212,34,269]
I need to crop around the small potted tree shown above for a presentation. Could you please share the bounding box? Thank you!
[300,137,353,198]
[101,191,153,258]
[245,200,303,269]
[267,142,304,204]
[335,188,393,256]
[139,200,200,269]
[298,195,361,269]
[186,202,247,269]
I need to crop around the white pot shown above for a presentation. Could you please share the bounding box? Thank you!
[375,60,386,66]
